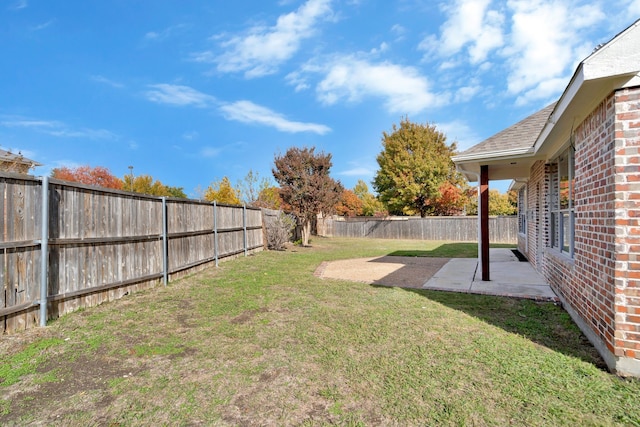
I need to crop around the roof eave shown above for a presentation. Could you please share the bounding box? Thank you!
[534,19,640,154]
[452,146,536,164]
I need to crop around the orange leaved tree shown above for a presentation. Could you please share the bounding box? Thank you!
[51,165,124,190]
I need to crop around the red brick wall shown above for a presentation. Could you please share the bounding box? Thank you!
[518,87,640,374]
[613,86,640,362]
[570,93,617,355]
[521,160,547,269]
[523,94,618,356]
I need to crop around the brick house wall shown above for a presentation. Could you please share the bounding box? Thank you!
[613,86,640,367]
[522,161,548,270]
[571,94,617,356]
[519,89,640,374]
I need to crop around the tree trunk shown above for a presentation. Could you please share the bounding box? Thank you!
[301,219,312,246]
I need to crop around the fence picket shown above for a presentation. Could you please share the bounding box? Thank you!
[0,173,264,334]
[319,216,517,243]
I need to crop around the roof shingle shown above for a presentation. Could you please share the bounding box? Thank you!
[459,102,556,158]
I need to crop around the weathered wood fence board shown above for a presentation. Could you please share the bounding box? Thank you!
[320,216,517,243]
[1,173,265,334]
[1,175,43,332]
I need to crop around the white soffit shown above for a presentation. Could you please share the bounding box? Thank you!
[583,20,640,80]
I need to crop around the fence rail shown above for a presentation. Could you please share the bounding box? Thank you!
[319,215,517,243]
[1,172,264,334]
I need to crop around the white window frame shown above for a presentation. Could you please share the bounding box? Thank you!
[549,146,575,258]
[518,187,527,235]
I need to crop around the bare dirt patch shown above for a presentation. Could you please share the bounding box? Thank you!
[315,256,449,289]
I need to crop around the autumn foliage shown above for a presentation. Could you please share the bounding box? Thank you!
[51,165,123,190]
[255,186,283,209]
[335,189,363,217]
[273,146,343,246]
[466,188,517,216]
[203,177,242,205]
[373,118,465,217]
[430,181,467,216]
[123,174,187,198]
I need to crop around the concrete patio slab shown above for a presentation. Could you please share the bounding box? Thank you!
[423,249,559,302]
[471,281,558,299]
[422,258,476,291]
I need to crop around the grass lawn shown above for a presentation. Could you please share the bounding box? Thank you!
[1,237,639,426]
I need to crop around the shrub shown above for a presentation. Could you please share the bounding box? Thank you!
[265,211,296,250]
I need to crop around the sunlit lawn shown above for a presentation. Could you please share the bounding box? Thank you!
[1,237,638,426]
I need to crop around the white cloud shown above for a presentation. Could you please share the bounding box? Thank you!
[0,117,62,129]
[434,120,482,152]
[220,100,331,134]
[46,128,117,139]
[0,115,116,140]
[305,55,441,115]
[30,19,54,31]
[91,75,124,89]
[338,166,375,177]
[422,0,505,64]
[370,42,389,55]
[193,0,333,78]
[8,0,27,10]
[285,71,311,91]
[145,84,216,107]
[504,0,605,102]
[453,84,482,103]
[182,131,199,140]
[391,24,406,37]
[200,146,222,158]
[419,0,610,106]
[52,159,81,169]
[627,0,640,14]
[143,24,187,42]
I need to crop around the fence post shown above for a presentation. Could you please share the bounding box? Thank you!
[39,176,49,327]
[243,204,248,257]
[162,197,168,286]
[214,201,219,267]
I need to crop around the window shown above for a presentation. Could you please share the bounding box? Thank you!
[518,187,527,234]
[549,147,575,257]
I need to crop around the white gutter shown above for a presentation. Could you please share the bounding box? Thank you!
[452,146,535,163]
[533,67,584,153]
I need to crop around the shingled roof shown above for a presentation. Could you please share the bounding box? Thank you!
[0,148,41,173]
[458,102,556,158]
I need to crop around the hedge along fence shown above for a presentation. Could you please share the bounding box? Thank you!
[0,172,264,334]
[319,215,518,244]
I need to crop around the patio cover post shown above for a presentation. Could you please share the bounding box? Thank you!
[480,165,490,281]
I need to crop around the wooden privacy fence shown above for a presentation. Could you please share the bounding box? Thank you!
[1,173,264,334]
[319,215,518,243]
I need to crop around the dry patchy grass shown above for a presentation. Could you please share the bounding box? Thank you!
[1,238,639,426]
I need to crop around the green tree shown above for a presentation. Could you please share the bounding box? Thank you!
[466,189,517,216]
[166,186,188,199]
[353,180,386,216]
[272,146,343,246]
[203,177,241,205]
[373,118,464,217]
[123,174,179,197]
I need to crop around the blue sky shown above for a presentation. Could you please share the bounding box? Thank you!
[2,0,639,197]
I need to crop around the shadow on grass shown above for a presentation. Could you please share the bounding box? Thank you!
[387,243,515,259]
[373,284,608,370]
